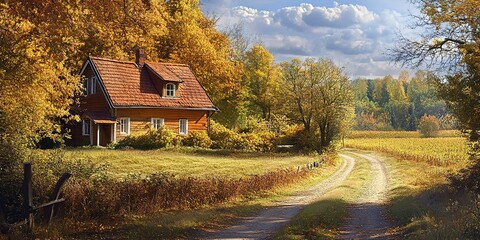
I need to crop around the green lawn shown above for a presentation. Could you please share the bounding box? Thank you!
[63,148,322,179]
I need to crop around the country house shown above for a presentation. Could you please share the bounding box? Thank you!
[68,49,218,146]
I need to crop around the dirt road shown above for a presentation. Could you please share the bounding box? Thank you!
[203,154,356,240]
[202,150,394,240]
[339,150,392,239]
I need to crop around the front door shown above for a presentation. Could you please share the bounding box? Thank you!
[100,124,112,146]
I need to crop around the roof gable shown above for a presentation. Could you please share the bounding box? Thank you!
[87,56,217,110]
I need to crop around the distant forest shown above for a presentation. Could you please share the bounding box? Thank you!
[352,70,454,131]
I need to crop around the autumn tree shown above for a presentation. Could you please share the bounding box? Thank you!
[418,115,440,138]
[391,0,480,140]
[280,58,354,151]
[243,45,280,120]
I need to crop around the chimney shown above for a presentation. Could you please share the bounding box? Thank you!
[135,48,146,67]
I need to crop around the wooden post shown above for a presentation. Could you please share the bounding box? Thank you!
[43,173,71,225]
[22,163,34,230]
[96,123,100,146]
[113,122,117,143]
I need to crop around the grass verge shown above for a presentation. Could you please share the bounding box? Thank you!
[359,148,478,239]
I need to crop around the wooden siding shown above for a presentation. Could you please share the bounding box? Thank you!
[81,65,112,114]
[65,121,90,146]
[115,108,208,141]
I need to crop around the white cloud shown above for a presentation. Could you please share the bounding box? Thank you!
[211,2,407,77]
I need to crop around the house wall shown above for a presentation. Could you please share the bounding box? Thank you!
[65,121,90,146]
[81,66,112,113]
[115,108,208,141]
[68,64,114,146]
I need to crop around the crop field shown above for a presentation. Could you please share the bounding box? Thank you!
[62,148,323,179]
[344,136,469,166]
[348,130,462,139]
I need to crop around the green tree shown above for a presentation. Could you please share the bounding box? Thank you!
[280,58,354,151]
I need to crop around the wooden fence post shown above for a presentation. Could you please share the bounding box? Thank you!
[22,163,34,230]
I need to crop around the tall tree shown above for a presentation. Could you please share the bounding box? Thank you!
[280,58,354,151]
[243,45,280,120]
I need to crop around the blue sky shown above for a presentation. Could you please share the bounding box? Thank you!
[200,0,418,78]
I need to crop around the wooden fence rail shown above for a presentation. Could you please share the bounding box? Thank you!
[0,162,71,234]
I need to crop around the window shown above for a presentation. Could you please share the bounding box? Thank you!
[90,77,97,94]
[179,119,188,135]
[82,119,90,136]
[151,118,164,130]
[83,78,89,95]
[119,117,130,135]
[166,83,175,97]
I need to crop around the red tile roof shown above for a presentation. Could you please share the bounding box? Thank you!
[89,56,217,110]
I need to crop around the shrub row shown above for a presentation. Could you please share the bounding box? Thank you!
[62,168,308,219]
[115,122,278,152]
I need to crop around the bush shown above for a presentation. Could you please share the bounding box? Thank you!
[182,131,212,148]
[210,121,277,152]
[115,126,177,149]
[210,121,241,150]
[418,115,440,138]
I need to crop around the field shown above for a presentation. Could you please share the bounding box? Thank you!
[348,130,462,139]
[345,131,469,166]
[63,148,321,179]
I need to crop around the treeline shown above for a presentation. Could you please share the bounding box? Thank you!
[352,70,455,131]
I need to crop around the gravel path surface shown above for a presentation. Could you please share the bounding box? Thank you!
[202,155,356,240]
[339,151,392,240]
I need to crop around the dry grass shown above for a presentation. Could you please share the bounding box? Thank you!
[379,148,479,239]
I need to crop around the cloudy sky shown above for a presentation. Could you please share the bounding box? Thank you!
[200,0,417,78]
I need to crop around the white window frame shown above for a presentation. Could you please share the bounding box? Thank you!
[151,118,164,130]
[119,117,130,135]
[90,77,97,94]
[83,77,90,95]
[82,119,90,136]
[166,83,176,97]
[179,119,188,135]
